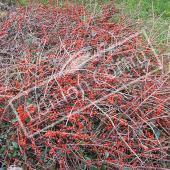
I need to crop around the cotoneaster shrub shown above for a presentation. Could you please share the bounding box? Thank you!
[0,1,170,170]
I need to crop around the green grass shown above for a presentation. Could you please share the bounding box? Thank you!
[114,0,170,20]
[113,0,170,52]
